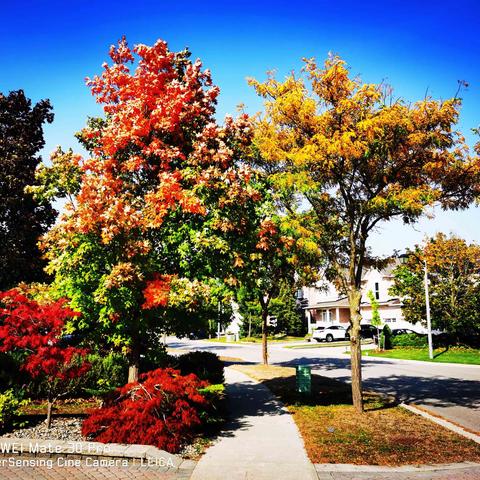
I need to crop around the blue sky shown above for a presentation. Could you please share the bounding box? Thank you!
[2,0,479,255]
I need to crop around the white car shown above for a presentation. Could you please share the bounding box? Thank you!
[312,325,348,342]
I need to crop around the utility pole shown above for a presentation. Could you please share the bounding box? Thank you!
[424,260,434,360]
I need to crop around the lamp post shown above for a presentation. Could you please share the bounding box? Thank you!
[423,260,434,360]
[401,252,434,360]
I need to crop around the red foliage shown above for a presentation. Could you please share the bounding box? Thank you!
[0,290,90,383]
[142,274,172,310]
[81,368,209,452]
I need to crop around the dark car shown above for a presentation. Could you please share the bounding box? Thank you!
[345,324,378,340]
[390,328,422,336]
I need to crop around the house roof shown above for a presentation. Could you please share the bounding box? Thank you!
[361,257,402,280]
[305,297,402,310]
[305,297,350,309]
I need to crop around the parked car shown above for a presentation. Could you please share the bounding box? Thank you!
[309,326,326,342]
[390,328,421,336]
[312,325,348,342]
[345,324,378,340]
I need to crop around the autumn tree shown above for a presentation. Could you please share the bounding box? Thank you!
[0,90,56,290]
[391,233,480,344]
[250,56,480,411]
[39,38,257,382]
[0,290,90,428]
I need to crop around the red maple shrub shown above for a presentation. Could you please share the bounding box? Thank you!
[82,368,209,452]
[0,289,90,427]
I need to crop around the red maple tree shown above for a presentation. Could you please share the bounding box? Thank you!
[0,290,90,427]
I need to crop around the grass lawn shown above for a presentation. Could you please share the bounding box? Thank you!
[232,364,480,466]
[362,347,480,365]
[208,335,306,344]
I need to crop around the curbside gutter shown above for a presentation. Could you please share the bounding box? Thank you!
[400,403,480,444]
[315,461,480,473]
[0,436,196,472]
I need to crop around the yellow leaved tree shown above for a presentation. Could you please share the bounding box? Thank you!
[250,55,480,412]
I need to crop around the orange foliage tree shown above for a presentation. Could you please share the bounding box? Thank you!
[391,233,480,343]
[250,55,480,411]
[41,38,258,382]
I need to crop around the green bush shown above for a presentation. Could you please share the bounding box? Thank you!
[380,325,392,350]
[0,389,24,432]
[80,352,129,396]
[198,383,226,424]
[391,333,428,347]
[176,351,224,384]
[0,352,25,390]
[0,352,49,399]
[140,343,175,373]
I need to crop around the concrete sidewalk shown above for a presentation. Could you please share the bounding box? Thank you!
[190,367,317,480]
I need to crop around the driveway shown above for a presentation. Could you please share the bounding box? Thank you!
[168,338,480,433]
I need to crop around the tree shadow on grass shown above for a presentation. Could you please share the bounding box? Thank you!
[433,346,449,359]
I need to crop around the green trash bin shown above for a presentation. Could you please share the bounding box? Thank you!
[296,365,311,394]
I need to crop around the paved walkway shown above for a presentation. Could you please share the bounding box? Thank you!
[0,461,193,479]
[190,367,317,480]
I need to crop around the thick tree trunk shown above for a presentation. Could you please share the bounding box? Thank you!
[348,288,363,412]
[261,308,268,365]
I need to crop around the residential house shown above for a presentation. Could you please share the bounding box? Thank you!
[301,259,422,333]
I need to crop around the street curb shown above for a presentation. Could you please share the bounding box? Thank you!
[361,352,480,369]
[315,461,480,473]
[0,436,195,471]
[400,404,480,444]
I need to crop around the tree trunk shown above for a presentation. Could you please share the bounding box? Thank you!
[261,308,268,365]
[46,398,53,429]
[128,362,139,384]
[128,343,140,383]
[348,288,363,412]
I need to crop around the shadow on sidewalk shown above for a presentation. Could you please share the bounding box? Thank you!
[216,373,290,439]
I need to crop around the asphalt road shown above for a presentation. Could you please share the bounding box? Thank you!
[167,338,480,433]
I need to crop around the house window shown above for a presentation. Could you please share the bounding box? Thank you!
[384,318,396,323]
[321,310,332,322]
[374,282,380,300]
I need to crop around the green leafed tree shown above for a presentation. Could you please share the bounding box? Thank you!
[0,90,56,290]
[390,233,480,344]
[238,279,305,338]
[367,290,382,348]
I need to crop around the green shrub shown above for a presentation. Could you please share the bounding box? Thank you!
[0,389,24,432]
[198,383,226,424]
[176,351,224,384]
[139,343,175,373]
[380,325,392,350]
[392,333,428,347]
[80,352,129,396]
[0,352,26,390]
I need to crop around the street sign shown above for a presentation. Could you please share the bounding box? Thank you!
[296,365,311,393]
[267,315,277,327]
